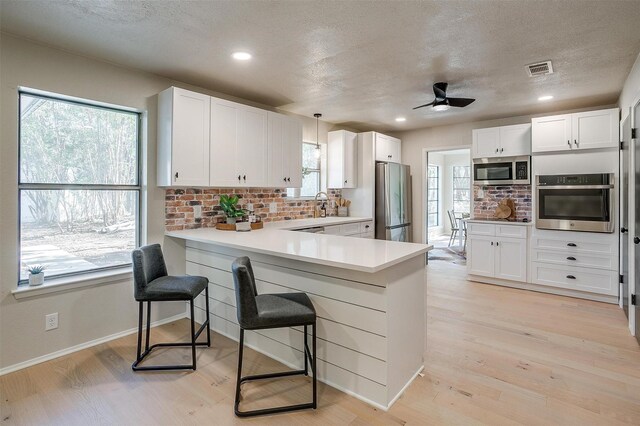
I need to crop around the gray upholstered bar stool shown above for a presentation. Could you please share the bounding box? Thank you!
[131,244,210,371]
[231,256,317,417]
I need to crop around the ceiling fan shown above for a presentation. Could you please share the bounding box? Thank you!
[413,82,475,111]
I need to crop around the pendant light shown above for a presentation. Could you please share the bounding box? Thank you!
[314,113,322,159]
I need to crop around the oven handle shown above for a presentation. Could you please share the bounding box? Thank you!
[536,184,614,190]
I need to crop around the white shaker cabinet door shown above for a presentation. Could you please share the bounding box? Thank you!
[572,108,619,150]
[238,105,268,186]
[531,114,572,153]
[499,124,531,157]
[472,127,500,158]
[210,98,241,186]
[375,133,401,163]
[467,235,495,277]
[494,238,527,282]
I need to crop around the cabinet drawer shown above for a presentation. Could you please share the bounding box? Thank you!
[341,223,362,235]
[467,223,495,236]
[495,225,527,239]
[531,249,615,270]
[359,221,374,234]
[323,225,342,235]
[530,262,617,295]
[532,236,615,255]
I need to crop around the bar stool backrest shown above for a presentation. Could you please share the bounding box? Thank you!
[132,244,168,300]
[231,257,259,329]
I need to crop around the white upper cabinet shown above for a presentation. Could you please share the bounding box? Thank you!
[571,109,619,150]
[209,99,268,187]
[328,130,358,189]
[157,87,210,187]
[532,108,619,153]
[472,124,531,159]
[375,133,401,163]
[268,112,303,187]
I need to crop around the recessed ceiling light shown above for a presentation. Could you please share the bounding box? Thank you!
[538,95,554,101]
[395,117,406,122]
[232,52,252,61]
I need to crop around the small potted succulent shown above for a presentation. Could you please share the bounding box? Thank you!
[27,264,46,286]
[219,194,246,224]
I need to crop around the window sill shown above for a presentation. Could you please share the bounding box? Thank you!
[12,268,132,300]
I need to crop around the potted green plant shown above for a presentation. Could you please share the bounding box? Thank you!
[27,264,46,286]
[219,194,246,224]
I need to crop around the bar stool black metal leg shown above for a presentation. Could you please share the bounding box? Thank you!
[136,301,143,361]
[304,325,308,376]
[205,286,211,347]
[234,328,245,414]
[145,301,151,350]
[190,299,197,370]
[312,322,317,409]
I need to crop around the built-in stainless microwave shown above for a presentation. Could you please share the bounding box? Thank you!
[536,173,615,233]
[472,156,530,185]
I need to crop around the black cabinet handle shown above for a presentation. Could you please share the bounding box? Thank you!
[365,225,370,229]
[567,140,571,147]
[287,177,291,182]
[238,175,241,182]
[175,172,179,179]
[574,139,578,147]
[243,175,246,182]
[491,242,494,246]
[567,275,576,280]
[495,148,499,153]
[567,243,577,247]
[496,242,499,246]
[344,180,348,184]
[621,227,628,233]
[635,237,640,245]
[567,256,576,261]
[500,148,504,153]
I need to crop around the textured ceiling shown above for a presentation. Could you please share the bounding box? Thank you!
[1,0,640,131]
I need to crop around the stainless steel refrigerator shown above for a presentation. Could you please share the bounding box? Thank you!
[375,162,412,242]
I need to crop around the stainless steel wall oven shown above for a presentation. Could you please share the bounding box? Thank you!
[536,173,614,233]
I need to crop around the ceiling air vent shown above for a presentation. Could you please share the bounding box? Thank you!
[525,60,554,77]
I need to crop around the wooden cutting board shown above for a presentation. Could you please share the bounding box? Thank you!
[494,198,516,219]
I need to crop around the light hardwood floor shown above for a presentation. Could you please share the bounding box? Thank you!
[2,261,640,425]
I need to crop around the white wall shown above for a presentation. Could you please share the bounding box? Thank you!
[398,104,616,243]
[0,34,349,371]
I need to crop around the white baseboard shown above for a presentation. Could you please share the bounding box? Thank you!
[386,365,425,409]
[0,312,187,376]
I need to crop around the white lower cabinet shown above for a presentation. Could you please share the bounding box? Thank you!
[468,232,526,282]
[468,223,620,300]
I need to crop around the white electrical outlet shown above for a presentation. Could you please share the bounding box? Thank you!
[269,202,277,213]
[45,313,58,331]
[193,205,202,219]
[247,203,254,211]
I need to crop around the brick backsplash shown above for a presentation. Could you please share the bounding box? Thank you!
[165,188,342,231]
[473,185,532,221]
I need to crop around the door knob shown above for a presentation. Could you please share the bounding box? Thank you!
[621,227,628,233]
[635,237,640,245]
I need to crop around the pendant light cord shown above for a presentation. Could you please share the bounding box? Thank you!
[314,113,322,151]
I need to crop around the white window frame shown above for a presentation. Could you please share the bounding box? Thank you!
[452,165,471,215]
[17,89,142,286]
[427,164,439,228]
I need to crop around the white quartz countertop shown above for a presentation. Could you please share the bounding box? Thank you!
[166,217,432,273]
[465,218,534,226]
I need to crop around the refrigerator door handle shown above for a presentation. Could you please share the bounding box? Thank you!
[386,223,412,230]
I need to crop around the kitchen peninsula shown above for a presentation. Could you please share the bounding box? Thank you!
[166,217,431,410]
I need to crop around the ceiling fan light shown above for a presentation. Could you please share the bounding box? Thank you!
[432,103,450,112]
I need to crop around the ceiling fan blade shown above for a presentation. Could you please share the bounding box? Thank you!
[433,82,448,100]
[413,101,435,110]
[447,97,475,107]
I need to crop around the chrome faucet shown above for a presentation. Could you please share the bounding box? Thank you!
[314,192,328,218]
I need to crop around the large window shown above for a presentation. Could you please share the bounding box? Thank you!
[452,165,471,214]
[427,165,439,227]
[19,92,140,283]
